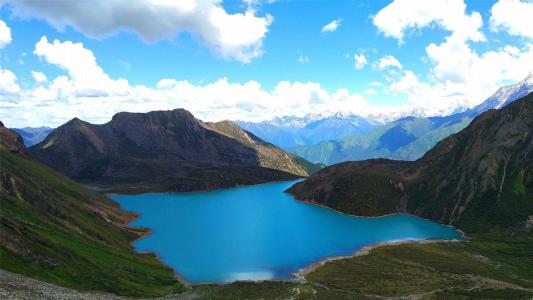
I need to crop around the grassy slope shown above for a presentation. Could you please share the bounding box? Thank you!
[289,116,473,165]
[193,234,533,299]
[193,100,533,298]
[306,234,533,299]
[0,150,184,297]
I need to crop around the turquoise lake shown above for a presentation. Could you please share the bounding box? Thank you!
[111,180,462,283]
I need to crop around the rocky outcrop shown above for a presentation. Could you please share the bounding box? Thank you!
[0,122,25,156]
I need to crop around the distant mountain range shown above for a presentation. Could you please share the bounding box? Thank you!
[29,109,319,193]
[237,114,382,149]
[289,92,533,233]
[11,126,53,147]
[288,74,533,165]
[11,74,533,166]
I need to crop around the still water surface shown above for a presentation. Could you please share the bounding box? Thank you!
[112,180,461,283]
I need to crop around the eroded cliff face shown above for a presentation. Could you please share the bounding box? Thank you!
[288,92,533,233]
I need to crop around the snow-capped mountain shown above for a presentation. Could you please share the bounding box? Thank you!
[471,72,533,114]
[237,114,381,148]
[239,73,533,153]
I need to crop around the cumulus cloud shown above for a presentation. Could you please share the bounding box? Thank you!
[376,55,402,69]
[31,71,47,83]
[3,0,272,63]
[0,69,20,94]
[373,0,484,44]
[321,18,341,33]
[384,44,533,116]
[0,19,11,48]
[354,54,367,70]
[373,0,533,115]
[490,0,533,38]
[34,36,130,96]
[1,36,383,127]
[389,70,422,94]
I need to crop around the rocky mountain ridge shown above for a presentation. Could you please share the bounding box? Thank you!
[288,92,533,233]
[29,108,318,193]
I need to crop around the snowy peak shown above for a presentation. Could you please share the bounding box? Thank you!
[472,73,533,114]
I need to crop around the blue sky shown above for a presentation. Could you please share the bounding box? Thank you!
[0,0,532,127]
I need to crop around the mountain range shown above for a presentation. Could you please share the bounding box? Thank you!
[1,91,532,299]
[28,109,319,193]
[237,114,382,149]
[11,127,53,147]
[288,73,533,165]
[12,75,533,165]
[289,92,533,233]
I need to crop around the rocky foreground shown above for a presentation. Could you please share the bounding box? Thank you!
[0,270,205,300]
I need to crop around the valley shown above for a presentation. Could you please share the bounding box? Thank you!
[1,92,532,299]
[2,1,533,298]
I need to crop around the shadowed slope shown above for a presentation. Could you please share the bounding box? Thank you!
[289,92,533,233]
[0,127,184,297]
[30,109,319,193]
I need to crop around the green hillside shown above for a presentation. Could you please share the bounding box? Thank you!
[0,150,184,297]
[290,114,474,165]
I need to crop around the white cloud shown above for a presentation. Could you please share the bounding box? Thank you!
[1,36,384,127]
[0,19,12,48]
[385,44,533,116]
[34,36,130,96]
[425,42,533,93]
[373,0,484,44]
[376,55,402,69]
[354,54,367,70]
[297,50,309,64]
[364,88,377,95]
[31,71,47,83]
[369,81,382,86]
[298,55,309,64]
[0,68,20,94]
[373,0,533,115]
[321,18,341,33]
[389,70,422,94]
[490,0,533,38]
[4,0,272,63]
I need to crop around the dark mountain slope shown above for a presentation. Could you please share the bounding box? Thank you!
[288,92,533,233]
[29,109,318,193]
[0,122,25,156]
[0,127,183,297]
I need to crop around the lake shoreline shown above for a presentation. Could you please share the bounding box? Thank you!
[116,203,193,286]
[291,197,468,239]
[94,178,305,196]
[291,237,464,282]
[111,180,466,286]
